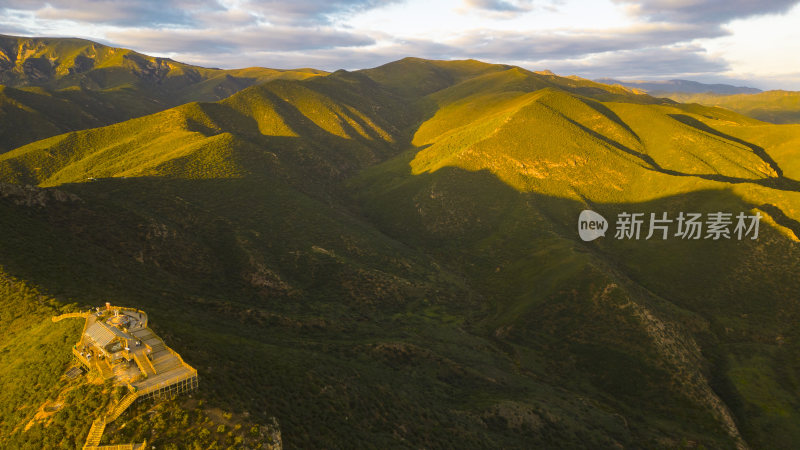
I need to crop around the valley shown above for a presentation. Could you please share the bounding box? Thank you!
[0,37,799,449]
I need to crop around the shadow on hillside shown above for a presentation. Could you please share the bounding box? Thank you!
[0,163,798,311]
[553,110,800,192]
[360,162,800,443]
[668,114,784,177]
[2,165,800,447]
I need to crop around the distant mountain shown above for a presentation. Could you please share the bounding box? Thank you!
[0,34,326,152]
[0,34,324,92]
[665,90,800,124]
[3,54,800,449]
[595,78,800,124]
[597,78,762,95]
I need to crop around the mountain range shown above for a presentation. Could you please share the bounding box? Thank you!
[1,35,800,449]
[600,77,800,124]
[0,34,325,153]
[597,78,762,96]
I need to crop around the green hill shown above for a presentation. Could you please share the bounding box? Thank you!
[0,34,324,93]
[1,56,800,449]
[664,90,800,124]
[0,34,326,152]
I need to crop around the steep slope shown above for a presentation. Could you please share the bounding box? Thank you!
[0,34,323,93]
[1,57,800,449]
[0,85,104,152]
[352,61,800,448]
[0,34,327,152]
[0,71,410,189]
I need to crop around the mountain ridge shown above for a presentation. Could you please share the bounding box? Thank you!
[597,78,762,95]
[0,34,328,153]
[1,41,800,449]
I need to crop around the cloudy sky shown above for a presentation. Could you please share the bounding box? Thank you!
[2,0,800,89]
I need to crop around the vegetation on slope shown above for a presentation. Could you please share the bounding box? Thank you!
[664,91,800,124]
[0,57,799,449]
[0,34,327,152]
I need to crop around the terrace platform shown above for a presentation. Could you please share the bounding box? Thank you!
[54,304,197,450]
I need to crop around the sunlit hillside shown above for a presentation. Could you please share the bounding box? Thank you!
[1,42,800,449]
[0,34,326,152]
[666,91,800,124]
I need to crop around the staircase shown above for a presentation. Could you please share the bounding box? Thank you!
[83,418,106,448]
[132,352,156,377]
[152,352,181,373]
[81,318,195,450]
[83,391,140,448]
[106,392,139,422]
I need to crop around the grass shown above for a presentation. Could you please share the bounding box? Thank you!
[1,54,800,448]
[0,34,327,153]
[665,91,800,124]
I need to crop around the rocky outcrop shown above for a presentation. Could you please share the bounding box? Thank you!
[0,182,81,207]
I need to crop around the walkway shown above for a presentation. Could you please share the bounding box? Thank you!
[53,306,196,450]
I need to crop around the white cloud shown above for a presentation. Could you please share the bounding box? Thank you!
[614,0,799,25]
[106,27,375,54]
[1,0,799,88]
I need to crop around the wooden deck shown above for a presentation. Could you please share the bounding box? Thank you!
[55,306,196,450]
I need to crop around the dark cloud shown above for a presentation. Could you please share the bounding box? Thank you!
[0,0,219,27]
[240,0,402,25]
[168,39,728,84]
[176,47,408,72]
[539,45,730,79]
[0,0,402,28]
[144,36,461,71]
[0,20,33,36]
[1,0,797,88]
[450,24,723,61]
[106,26,375,54]
[614,0,800,25]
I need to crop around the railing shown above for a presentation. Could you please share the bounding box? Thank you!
[106,392,139,422]
[165,346,196,374]
[132,352,156,377]
[84,445,133,450]
[107,306,149,328]
[79,314,92,342]
[73,347,91,367]
[76,307,193,450]
[136,369,197,396]
[52,311,89,322]
[72,347,113,378]
[83,418,106,448]
[84,442,146,450]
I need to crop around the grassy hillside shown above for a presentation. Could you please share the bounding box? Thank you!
[0,71,411,190]
[1,57,800,448]
[0,34,327,152]
[0,34,323,93]
[664,91,800,124]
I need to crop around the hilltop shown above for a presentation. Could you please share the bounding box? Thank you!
[598,78,762,95]
[598,76,800,124]
[0,34,326,152]
[0,34,323,92]
[1,52,800,449]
